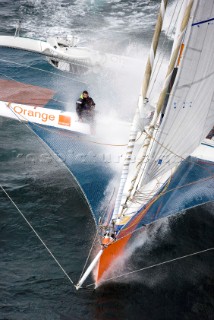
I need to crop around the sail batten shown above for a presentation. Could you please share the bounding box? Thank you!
[139,0,214,187]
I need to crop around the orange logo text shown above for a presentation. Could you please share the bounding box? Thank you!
[13,105,55,123]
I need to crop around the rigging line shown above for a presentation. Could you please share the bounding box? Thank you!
[17,119,128,147]
[130,141,214,213]
[0,185,75,287]
[114,173,214,243]
[143,128,214,175]
[135,174,214,205]
[78,188,116,281]
[131,126,160,193]
[120,175,172,233]
[86,246,214,288]
[78,230,100,280]
[127,169,167,207]
[0,58,87,84]
[99,188,116,225]
[156,174,214,198]
[3,102,96,225]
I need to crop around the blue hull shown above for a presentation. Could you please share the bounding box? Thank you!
[29,123,116,222]
[119,156,214,236]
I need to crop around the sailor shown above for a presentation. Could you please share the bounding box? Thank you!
[76,90,96,123]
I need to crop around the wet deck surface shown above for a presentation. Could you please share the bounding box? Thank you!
[0,79,55,107]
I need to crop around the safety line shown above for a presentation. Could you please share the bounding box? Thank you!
[86,246,214,288]
[0,185,75,287]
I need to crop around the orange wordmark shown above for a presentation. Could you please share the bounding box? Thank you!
[13,105,55,122]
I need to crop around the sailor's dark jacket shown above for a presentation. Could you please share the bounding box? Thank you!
[76,95,95,114]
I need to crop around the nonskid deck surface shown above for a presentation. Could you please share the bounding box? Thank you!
[0,79,55,106]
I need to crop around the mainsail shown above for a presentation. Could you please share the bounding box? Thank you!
[138,0,214,186]
[115,0,214,217]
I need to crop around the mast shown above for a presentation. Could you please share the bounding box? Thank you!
[123,0,194,203]
[112,0,168,219]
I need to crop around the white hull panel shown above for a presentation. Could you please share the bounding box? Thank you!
[0,100,90,135]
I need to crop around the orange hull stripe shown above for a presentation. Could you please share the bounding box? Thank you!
[118,176,172,239]
[96,177,173,285]
[96,233,132,285]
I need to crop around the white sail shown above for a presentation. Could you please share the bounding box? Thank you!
[112,0,168,219]
[113,0,214,218]
[113,0,188,216]
[138,0,214,187]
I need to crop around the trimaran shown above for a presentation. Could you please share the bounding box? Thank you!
[76,0,214,289]
[0,0,214,290]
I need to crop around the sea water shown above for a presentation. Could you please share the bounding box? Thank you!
[0,1,213,319]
